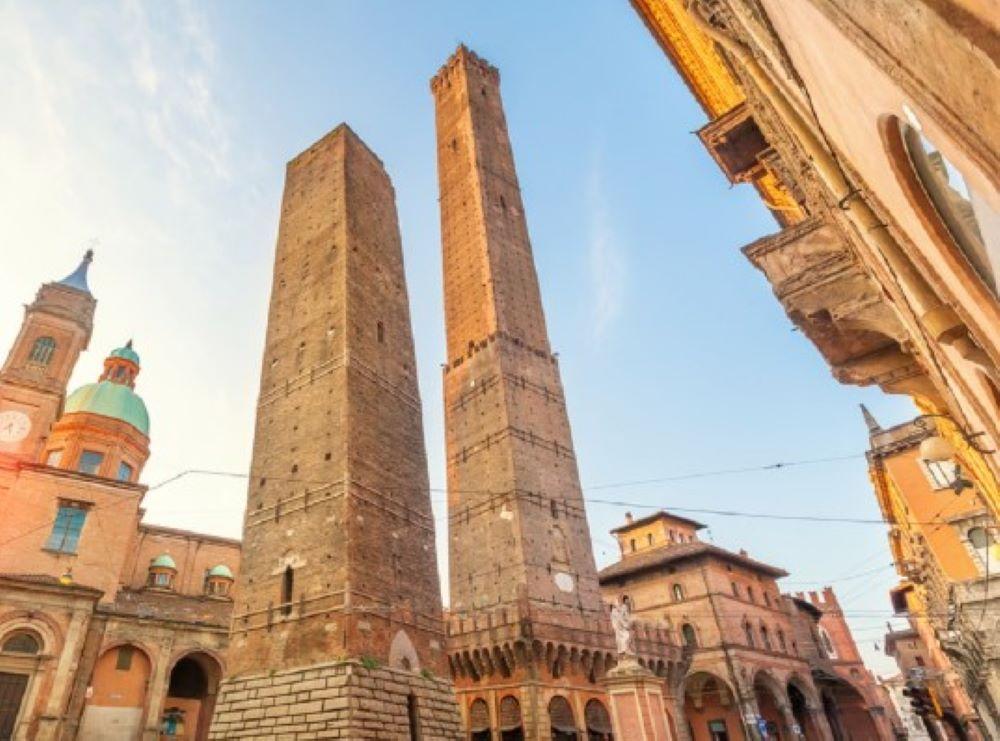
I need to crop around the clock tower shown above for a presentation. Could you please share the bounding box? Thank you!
[0,251,96,463]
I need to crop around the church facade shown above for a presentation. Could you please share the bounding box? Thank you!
[0,254,240,741]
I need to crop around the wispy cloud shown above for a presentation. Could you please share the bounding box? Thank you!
[586,150,627,340]
[0,0,264,539]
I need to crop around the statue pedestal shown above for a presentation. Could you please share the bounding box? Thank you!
[602,657,673,741]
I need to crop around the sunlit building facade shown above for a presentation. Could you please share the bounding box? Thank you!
[0,254,240,740]
[629,0,999,545]
[869,411,1000,739]
[599,511,900,740]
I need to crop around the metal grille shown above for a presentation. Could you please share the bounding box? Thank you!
[469,698,490,732]
[548,695,577,732]
[585,699,612,733]
[499,695,522,730]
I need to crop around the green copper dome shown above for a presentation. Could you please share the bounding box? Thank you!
[150,554,177,569]
[207,564,234,579]
[64,380,150,435]
[109,342,140,365]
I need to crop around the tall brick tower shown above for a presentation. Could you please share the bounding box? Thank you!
[432,47,625,738]
[210,125,461,740]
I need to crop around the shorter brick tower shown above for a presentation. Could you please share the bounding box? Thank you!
[209,125,461,739]
[0,251,96,464]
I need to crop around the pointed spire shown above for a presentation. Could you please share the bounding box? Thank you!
[860,404,882,434]
[57,250,94,293]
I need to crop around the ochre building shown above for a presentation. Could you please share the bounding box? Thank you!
[599,511,900,740]
[869,410,1000,738]
[208,124,462,739]
[629,1,998,509]
[0,253,240,740]
[432,46,686,740]
[631,1,999,734]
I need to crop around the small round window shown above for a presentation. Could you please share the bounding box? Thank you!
[893,113,999,296]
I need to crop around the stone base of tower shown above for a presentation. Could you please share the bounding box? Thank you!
[208,660,463,740]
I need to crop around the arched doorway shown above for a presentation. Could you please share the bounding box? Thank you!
[499,695,524,741]
[585,698,613,741]
[163,652,221,741]
[0,630,45,740]
[753,672,787,739]
[549,695,579,740]
[469,698,490,741]
[79,644,152,740]
[682,672,741,741]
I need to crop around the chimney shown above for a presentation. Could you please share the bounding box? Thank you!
[624,512,634,525]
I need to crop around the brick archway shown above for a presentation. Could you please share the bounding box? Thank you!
[680,671,742,741]
[164,651,223,741]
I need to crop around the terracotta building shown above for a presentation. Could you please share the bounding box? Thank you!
[208,124,462,739]
[0,253,240,740]
[628,0,1000,577]
[432,46,685,739]
[599,511,899,740]
[869,410,1000,739]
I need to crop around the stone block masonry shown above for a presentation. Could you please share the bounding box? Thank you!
[209,661,462,740]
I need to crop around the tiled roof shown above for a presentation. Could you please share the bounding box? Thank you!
[598,541,788,582]
[609,510,707,534]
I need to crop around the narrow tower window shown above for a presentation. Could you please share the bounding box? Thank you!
[377,321,385,344]
[281,565,294,616]
[28,336,56,366]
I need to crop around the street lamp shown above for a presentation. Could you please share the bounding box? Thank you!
[914,414,995,459]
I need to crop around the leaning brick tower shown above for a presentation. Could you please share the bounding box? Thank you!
[209,124,461,739]
[432,46,634,738]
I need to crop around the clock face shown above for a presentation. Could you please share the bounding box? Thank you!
[0,410,31,443]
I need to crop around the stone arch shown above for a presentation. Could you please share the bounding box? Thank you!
[78,643,153,740]
[753,668,788,703]
[0,610,63,655]
[0,612,65,741]
[787,675,825,740]
[753,669,789,739]
[680,671,741,741]
[388,629,420,672]
[163,650,223,741]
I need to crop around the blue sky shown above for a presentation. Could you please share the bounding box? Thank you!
[0,1,916,673]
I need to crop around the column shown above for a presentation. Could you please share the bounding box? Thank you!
[142,637,175,740]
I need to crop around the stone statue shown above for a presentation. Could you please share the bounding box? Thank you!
[610,599,636,658]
